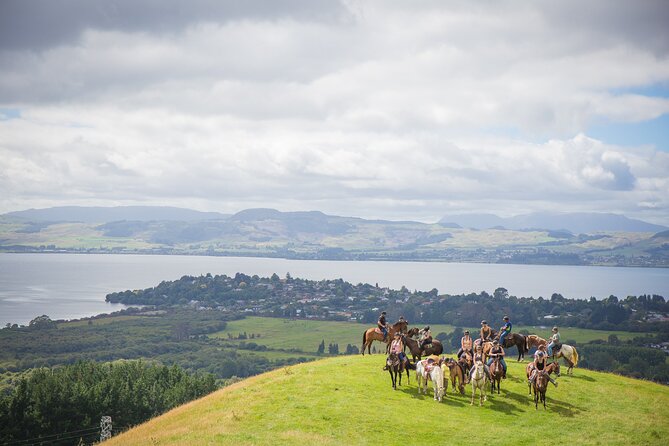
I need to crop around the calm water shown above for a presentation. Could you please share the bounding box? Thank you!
[1,253,667,326]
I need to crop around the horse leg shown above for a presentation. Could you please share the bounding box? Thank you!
[471,385,475,405]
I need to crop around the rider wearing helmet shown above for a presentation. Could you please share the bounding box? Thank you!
[470,344,491,381]
[529,344,558,387]
[378,311,388,341]
[457,330,473,359]
[498,316,512,347]
[480,320,492,342]
[486,339,507,379]
[547,326,561,357]
[419,325,433,350]
[389,331,408,366]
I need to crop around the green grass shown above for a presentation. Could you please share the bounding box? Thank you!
[211,317,649,354]
[106,354,669,446]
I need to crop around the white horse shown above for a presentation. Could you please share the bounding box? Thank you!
[416,360,445,402]
[470,361,487,406]
[553,344,579,374]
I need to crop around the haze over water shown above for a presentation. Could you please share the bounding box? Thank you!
[1,253,667,326]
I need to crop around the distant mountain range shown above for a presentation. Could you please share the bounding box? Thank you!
[4,206,229,223]
[439,212,667,233]
[4,206,666,234]
[1,206,667,266]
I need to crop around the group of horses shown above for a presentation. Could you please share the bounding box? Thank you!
[367,320,580,409]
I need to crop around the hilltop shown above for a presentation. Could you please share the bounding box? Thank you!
[106,355,669,446]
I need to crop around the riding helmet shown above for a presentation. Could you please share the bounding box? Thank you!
[481,320,487,325]
[552,326,558,331]
[503,316,509,321]
[424,326,430,331]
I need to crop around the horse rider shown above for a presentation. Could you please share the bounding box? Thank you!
[529,344,558,387]
[547,326,561,357]
[390,332,408,367]
[486,339,507,379]
[480,320,493,343]
[498,315,512,347]
[419,325,433,350]
[457,330,473,359]
[378,311,389,341]
[470,344,491,381]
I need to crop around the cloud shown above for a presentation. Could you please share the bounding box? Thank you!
[0,1,668,223]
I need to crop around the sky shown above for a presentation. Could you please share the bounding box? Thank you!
[1,0,668,224]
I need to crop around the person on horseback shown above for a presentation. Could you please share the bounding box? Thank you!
[378,311,388,341]
[390,331,408,366]
[419,325,432,350]
[486,340,507,379]
[529,344,558,387]
[480,320,492,342]
[457,330,473,359]
[498,315,512,346]
[547,326,561,357]
[470,344,491,381]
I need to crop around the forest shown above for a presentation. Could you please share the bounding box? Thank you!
[0,360,216,444]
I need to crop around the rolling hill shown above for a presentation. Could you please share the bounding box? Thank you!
[1,206,667,266]
[105,355,669,446]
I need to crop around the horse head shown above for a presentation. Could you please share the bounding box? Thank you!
[551,361,561,377]
[407,327,419,338]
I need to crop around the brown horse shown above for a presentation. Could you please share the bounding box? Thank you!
[492,329,528,361]
[489,356,503,394]
[526,335,547,351]
[443,358,466,395]
[402,334,443,362]
[526,362,560,397]
[361,320,408,355]
[532,367,555,410]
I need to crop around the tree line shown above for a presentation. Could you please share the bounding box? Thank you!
[0,360,216,444]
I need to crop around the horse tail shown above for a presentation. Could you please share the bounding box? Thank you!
[362,331,367,353]
[525,335,530,352]
[572,346,579,366]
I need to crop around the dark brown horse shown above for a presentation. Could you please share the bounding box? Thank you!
[489,356,503,394]
[532,367,553,410]
[384,353,409,389]
[402,334,443,362]
[492,329,528,361]
[361,320,408,355]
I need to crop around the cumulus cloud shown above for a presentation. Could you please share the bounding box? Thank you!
[0,1,668,223]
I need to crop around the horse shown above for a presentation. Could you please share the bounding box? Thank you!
[553,344,579,374]
[492,329,528,361]
[526,361,560,396]
[415,359,445,402]
[402,334,443,362]
[384,353,408,390]
[361,320,408,355]
[526,335,547,351]
[470,361,487,406]
[489,356,503,394]
[443,358,466,395]
[532,367,555,410]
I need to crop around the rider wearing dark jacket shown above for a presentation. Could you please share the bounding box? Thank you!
[378,311,388,341]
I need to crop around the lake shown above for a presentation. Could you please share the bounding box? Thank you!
[1,253,667,326]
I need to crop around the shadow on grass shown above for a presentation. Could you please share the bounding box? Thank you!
[397,386,468,407]
[563,373,595,382]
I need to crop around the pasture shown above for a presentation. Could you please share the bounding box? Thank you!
[105,354,669,446]
[211,316,648,354]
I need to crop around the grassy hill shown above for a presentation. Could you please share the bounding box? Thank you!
[105,355,669,446]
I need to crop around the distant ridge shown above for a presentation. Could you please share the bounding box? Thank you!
[4,206,229,223]
[440,212,667,233]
